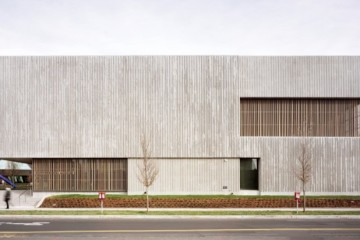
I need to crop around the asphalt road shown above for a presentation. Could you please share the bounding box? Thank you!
[1,217,360,240]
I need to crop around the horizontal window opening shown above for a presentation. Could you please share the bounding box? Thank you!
[240,99,360,136]
[33,158,127,192]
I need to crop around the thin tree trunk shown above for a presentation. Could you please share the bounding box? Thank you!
[303,184,306,212]
[146,187,149,213]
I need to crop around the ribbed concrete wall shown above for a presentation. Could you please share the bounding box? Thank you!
[127,138,360,194]
[1,56,359,158]
[237,56,360,98]
[128,158,240,194]
[240,138,360,193]
[0,56,238,158]
[0,56,359,194]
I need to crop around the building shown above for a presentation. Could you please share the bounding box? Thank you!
[0,56,359,196]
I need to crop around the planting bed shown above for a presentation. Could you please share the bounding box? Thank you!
[40,197,360,208]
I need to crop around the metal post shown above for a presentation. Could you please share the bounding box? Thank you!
[296,200,298,214]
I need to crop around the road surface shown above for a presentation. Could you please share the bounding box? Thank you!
[1,217,359,239]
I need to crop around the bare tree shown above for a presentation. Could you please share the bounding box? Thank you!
[294,141,312,212]
[137,133,159,212]
[294,121,313,212]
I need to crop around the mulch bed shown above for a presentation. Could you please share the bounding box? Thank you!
[40,198,360,208]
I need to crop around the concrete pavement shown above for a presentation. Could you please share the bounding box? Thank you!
[1,206,360,220]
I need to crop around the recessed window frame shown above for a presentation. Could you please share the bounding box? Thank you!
[240,158,259,190]
[240,98,360,137]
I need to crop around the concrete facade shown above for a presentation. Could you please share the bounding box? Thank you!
[0,56,359,195]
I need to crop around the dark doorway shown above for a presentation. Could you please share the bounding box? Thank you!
[240,158,259,190]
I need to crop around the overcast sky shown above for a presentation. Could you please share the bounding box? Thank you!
[0,0,359,55]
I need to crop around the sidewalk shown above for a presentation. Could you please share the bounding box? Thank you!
[1,205,360,219]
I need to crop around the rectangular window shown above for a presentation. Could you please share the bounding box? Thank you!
[240,158,259,190]
[33,158,127,192]
[240,99,360,136]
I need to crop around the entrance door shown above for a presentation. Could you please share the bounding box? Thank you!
[240,158,259,190]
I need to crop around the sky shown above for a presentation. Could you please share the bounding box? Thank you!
[0,160,31,170]
[0,0,359,55]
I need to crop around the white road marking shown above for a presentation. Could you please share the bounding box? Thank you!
[0,222,49,226]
